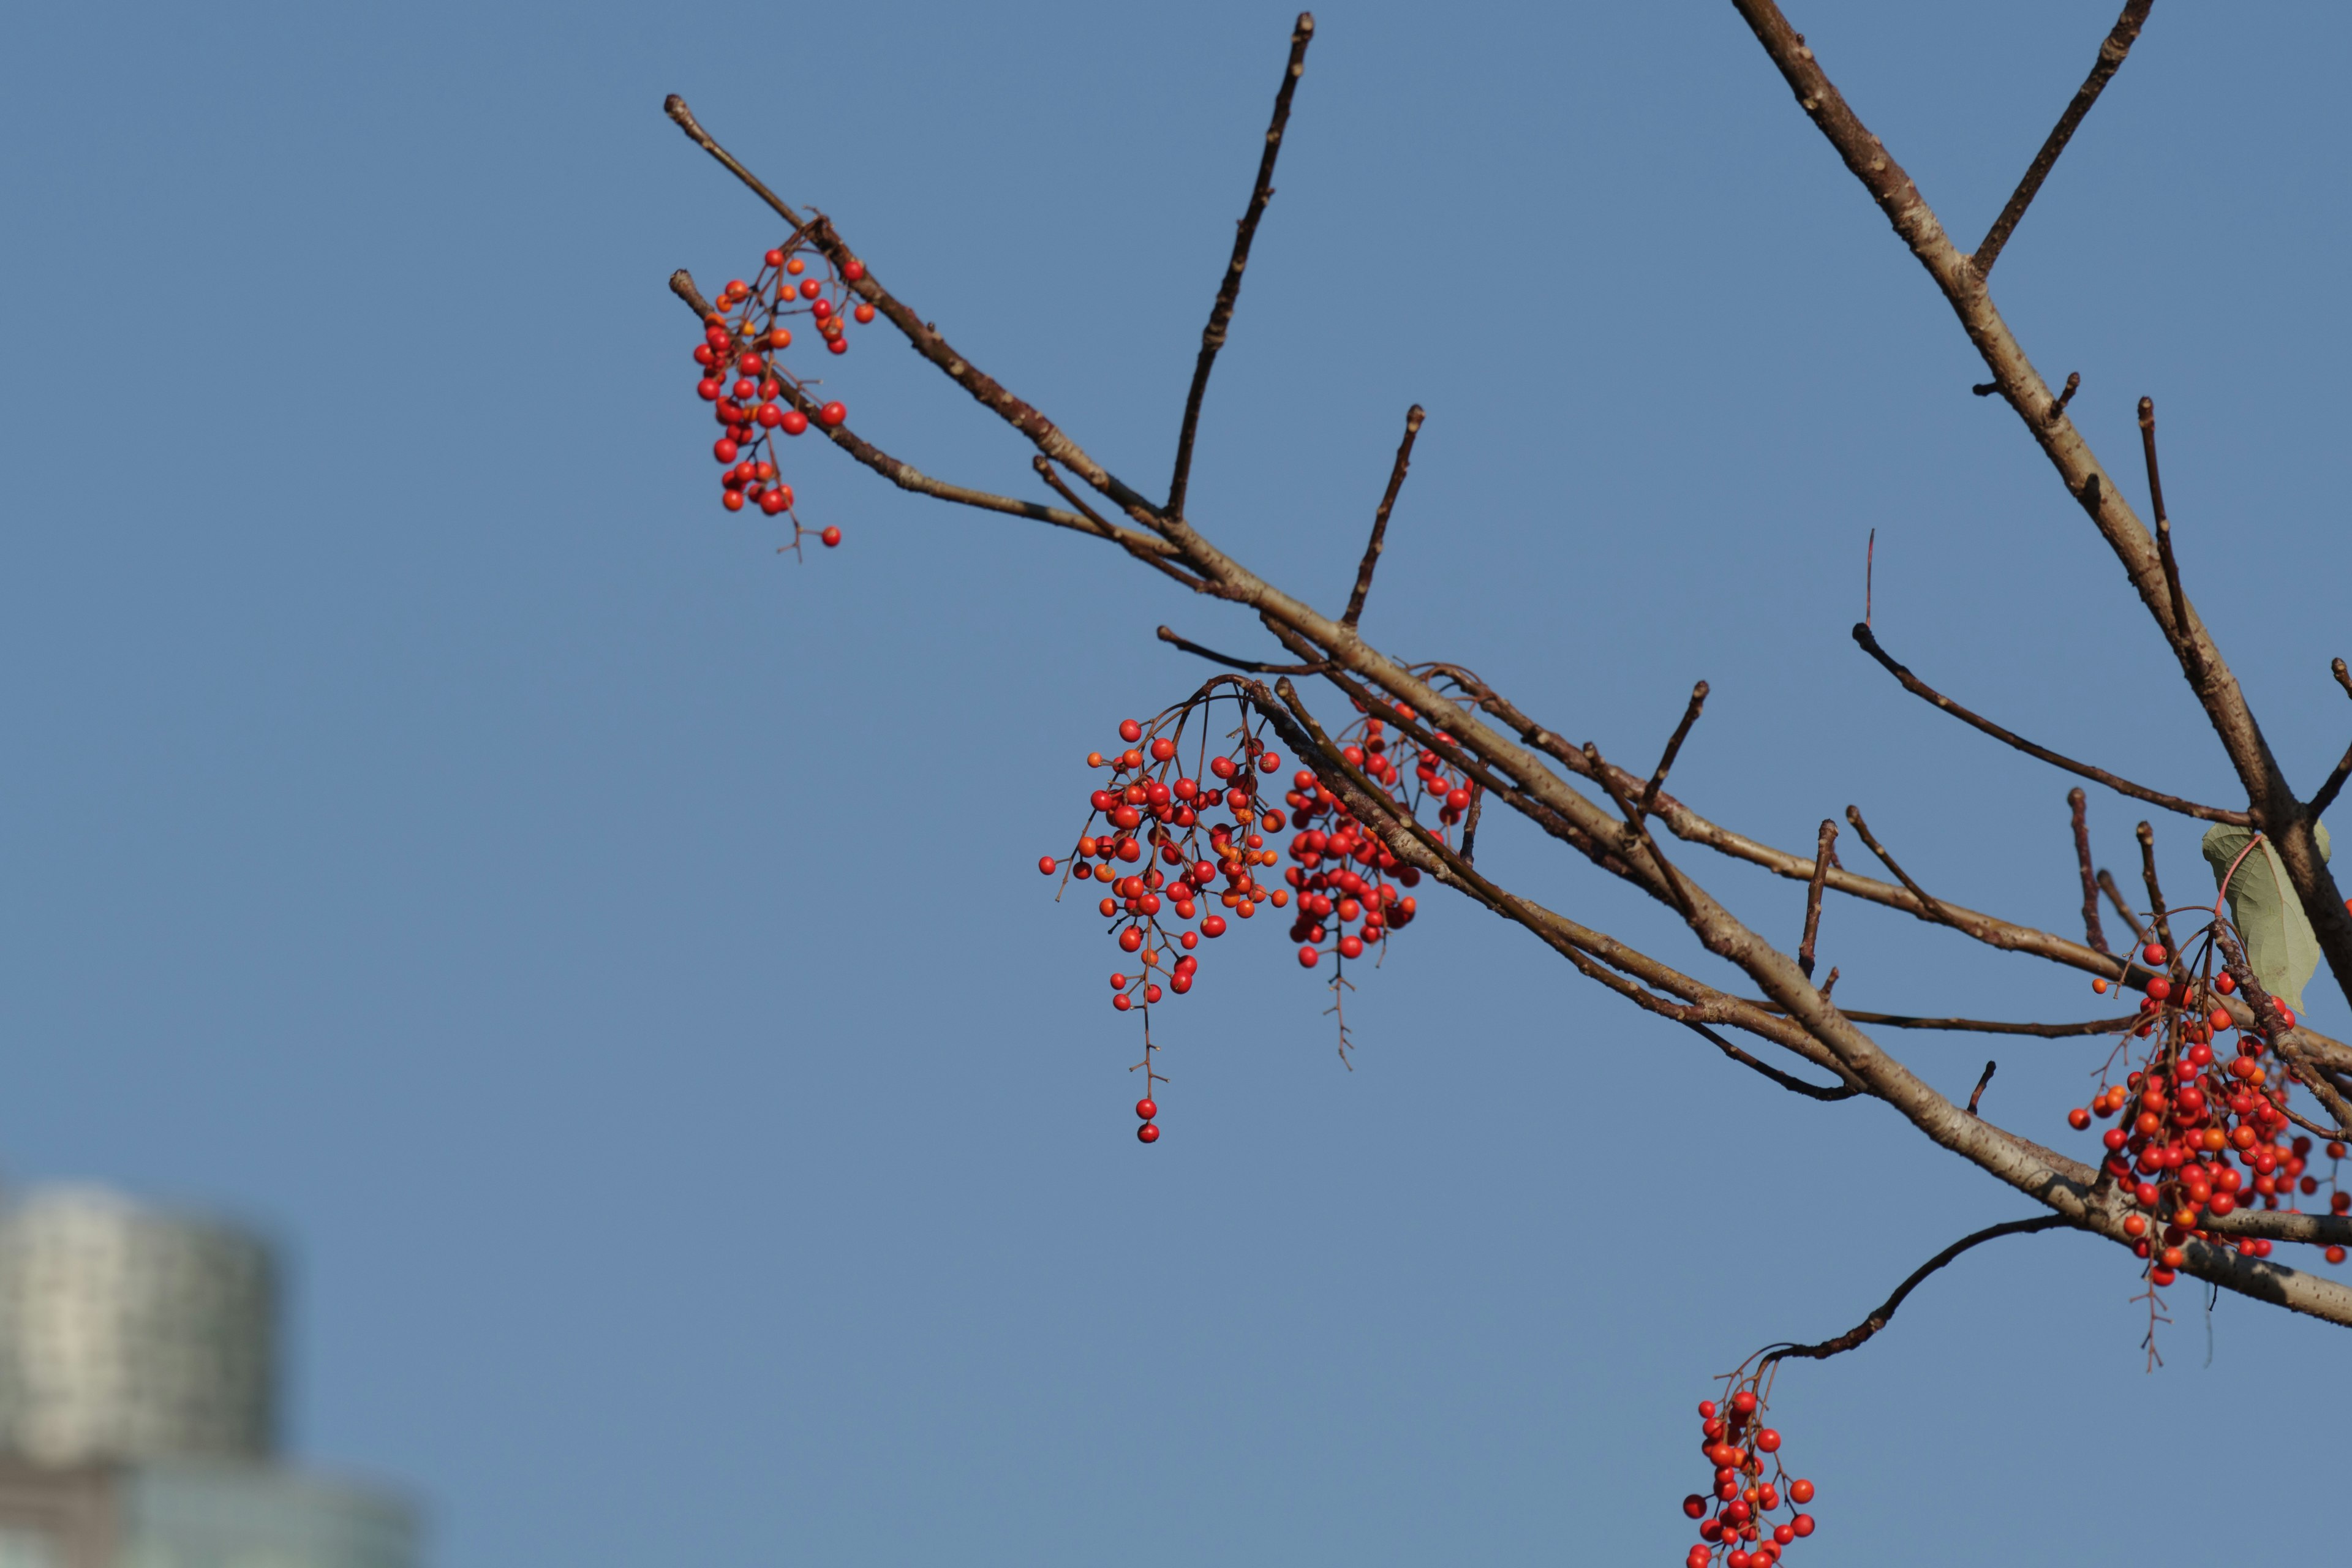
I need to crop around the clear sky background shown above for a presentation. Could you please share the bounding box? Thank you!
[6,3,2350,1564]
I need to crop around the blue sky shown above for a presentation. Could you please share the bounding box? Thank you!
[6,2,2350,1563]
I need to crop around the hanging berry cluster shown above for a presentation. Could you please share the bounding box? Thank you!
[687,239,876,550]
[1678,1382,1817,1568]
[1035,692,1472,1139]
[2071,938,2348,1303]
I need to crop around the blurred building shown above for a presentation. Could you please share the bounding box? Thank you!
[0,1187,418,1568]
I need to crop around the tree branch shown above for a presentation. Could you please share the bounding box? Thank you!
[1844,804,1956,928]
[1341,404,1423,628]
[1685,1022,1862,1102]
[2097,868,2149,944]
[1970,1,2154,279]
[1156,624,1326,674]
[1798,818,1835,979]
[2135,820,2177,962]
[1852,622,2247,825]
[2068,787,2110,954]
[1164,12,1316,520]
[1639,680,1709,818]
[1760,1216,2070,1365]
[2311,657,2352,819]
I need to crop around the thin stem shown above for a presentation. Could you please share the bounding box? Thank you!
[1155,624,1325,675]
[1164,13,1316,520]
[1799,818,1836,979]
[2098,869,2149,944]
[2068,788,2110,955]
[1853,624,2248,824]
[2312,657,2352,819]
[1685,1022,1862,1102]
[2139,397,2205,684]
[1845,804,1955,928]
[1341,405,1424,628]
[1760,1216,2069,1365]
[1970,1,2155,278]
[1966,1059,1998,1117]
[2136,821,2177,961]
[664,96,805,228]
[1639,680,1710,817]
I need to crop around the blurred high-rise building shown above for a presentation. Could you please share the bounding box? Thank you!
[0,1186,419,1568]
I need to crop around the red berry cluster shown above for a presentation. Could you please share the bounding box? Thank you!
[1280,701,1466,971]
[2071,940,2348,1288]
[1680,1386,1817,1568]
[1036,693,1468,1134]
[687,242,872,550]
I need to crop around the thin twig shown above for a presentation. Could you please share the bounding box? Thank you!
[2136,821,2177,961]
[1970,1,2155,278]
[1342,404,1424,628]
[1589,742,1696,918]
[2138,397,2206,683]
[1853,623,2248,824]
[1765,1009,2138,1039]
[1164,13,1316,520]
[1966,1060,1998,1117]
[2312,657,2352,818]
[1638,681,1709,816]
[2098,869,2149,943]
[1845,805,1956,927]
[1685,1022,1862,1102]
[664,96,805,228]
[2068,788,2110,956]
[2047,370,2081,424]
[1760,1216,2069,1365]
[1155,625,1326,675]
[1799,819,1836,979]
[1460,783,1485,865]
[667,270,1188,565]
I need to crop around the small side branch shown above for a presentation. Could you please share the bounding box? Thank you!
[664,95,805,228]
[1845,804,1956,927]
[1966,1060,1998,1117]
[1970,1,2154,278]
[1164,12,1316,519]
[2068,788,2111,955]
[1799,818,1836,979]
[1685,1023,1862,1102]
[1156,624,1327,675]
[1341,404,1425,628]
[1853,623,2248,825]
[2136,821,2177,962]
[1639,681,1710,817]
[2098,869,2149,943]
[2311,657,2352,819]
[2138,397,2206,684]
[1761,1215,2070,1365]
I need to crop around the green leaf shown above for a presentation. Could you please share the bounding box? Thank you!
[2201,822,2332,1011]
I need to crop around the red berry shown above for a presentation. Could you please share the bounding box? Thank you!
[1137,1122,1160,1144]
[810,299,833,321]
[842,259,866,281]
[722,491,745,512]
[1697,1400,1717,1419]
[2068,1107,2092,1130]
[2215,972,2236,995]
[1730,1391,1758,1415]
[1200,915,1226,938]
[697,377,723,401]
[827,339,846,355]
[1297,945,1321,968]
[780,409,810,436]
[1682,1495,1708,1520]
[1112,993,1132,1012]
[764,248,785,266]
[818,401,848,427]
[853,302,876,324]
[2144,942,2168,965]
[1038,856,1058,875]
[1136,1098,1157,1120]
[1790,1515,1815,1539]
[820,526,841,548]
[1118,719,1144,743]
[1787,1479,1814,1504]
[1754,1428,1781,1453]
[760,490,787,516]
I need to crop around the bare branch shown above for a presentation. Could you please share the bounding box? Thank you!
[1341,404,1424,628]
[1853,623,2248,825]
[1845,804,1956,928]
[665,95,805,228]
[1460,782,1485,865]
[1589,742,1697,919]
[2097,868,2149,944]
[1156,624,1325,675]
[2135,821,2177,962]
[2212,927,2352,1138]
[2311,657,2352,819]
[1761,1216,2070,1365]
[2068,787,2110,954]
[1638,680,1710,817]
[2138,397,2207,685]
[1686,1022,1862,1102]
[1970,1,2154,278]
[1819,1010,2136,1039]
[1798,818,1835,979]
[1164,13,1316,520]
[1966,1059,1998,1117]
